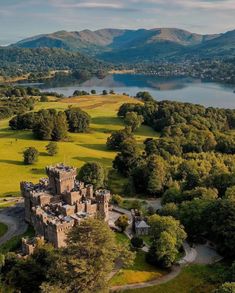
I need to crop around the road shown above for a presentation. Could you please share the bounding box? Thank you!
[0,202,28,246]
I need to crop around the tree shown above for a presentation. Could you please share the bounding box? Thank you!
[178,199,210,242]
[40,95,49,102]
[161,187,182,205]
[102,90,108,95]
[52,111,68,141]
[131,237,144,248]
[106,127,133,150]
[1,244,55,293]
[65,108,90,133]
[113,138,140,176]
[146,214,186,268]
[91,89,96,94]
[42,218,135,292]
[115,215,129,232]
[111,194,123,206]
[23,147,39,165]
[78,162,106,189]
[46,142,58,156]
[124,111,144,132]
[214,282,235,293]
[136,91,153,101]
[147,155,167,195]
[204,199,235,258]
[158,203,179,218]
[33,109,68,141]
[224,186,235,201]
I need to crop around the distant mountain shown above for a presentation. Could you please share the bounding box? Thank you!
[10,28,235,63]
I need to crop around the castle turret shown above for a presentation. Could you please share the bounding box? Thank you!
[46,163,77,195]
[96,190,110,221]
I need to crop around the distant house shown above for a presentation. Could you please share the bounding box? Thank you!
[131,209,150,236]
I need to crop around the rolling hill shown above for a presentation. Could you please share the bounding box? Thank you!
[9,28,235,63]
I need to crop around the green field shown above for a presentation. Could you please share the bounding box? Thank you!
[0,94,158,197]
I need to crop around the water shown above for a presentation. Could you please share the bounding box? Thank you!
[28,74,235,108]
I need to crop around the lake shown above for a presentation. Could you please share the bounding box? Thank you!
[27,74,235,108]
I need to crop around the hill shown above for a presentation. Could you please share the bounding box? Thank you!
[0,47,108,78]
[11,28,227,62]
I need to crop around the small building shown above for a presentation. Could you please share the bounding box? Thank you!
[135,220,150,236]
[131,209,150,236]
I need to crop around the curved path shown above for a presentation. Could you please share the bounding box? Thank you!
[0,203,28,246]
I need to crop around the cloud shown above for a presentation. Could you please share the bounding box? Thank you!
[48,0,132,10]
[136,0,235,10]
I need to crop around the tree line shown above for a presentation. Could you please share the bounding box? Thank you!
[9,107,91,141]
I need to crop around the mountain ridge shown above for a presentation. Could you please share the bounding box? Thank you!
[10,28,234,63]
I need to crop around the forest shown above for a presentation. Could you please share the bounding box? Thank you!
[0,47,109,79]
[107,92,235,260]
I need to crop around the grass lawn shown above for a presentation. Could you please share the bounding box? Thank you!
[120,199,148,211]
[115,232,130,245]
[110,251,167,286]
[123,264,222,293]
[0,94,158,197]
[0,225,35,254]
[0,222,8,237]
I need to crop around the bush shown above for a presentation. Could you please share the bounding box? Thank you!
[115,215,129,232]
[40,95,49,102]
[111,194,123,206]
[131,237,144,248]
[46,142,58,156]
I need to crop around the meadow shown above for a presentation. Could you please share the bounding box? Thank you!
[0,94,158,197]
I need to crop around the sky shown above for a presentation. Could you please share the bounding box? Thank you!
[0,0,235,45]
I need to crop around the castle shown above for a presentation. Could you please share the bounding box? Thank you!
[21,164,110,248]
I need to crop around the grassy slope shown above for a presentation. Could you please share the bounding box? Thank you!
[123,264,219,293]
[110,251,166,286]
[0,94,158,197]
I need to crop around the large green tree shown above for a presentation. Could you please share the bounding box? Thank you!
[146,214,186,268]
[41,218,134,293]
[124,111,144,132]
[78,162,106,189]
[65,107,90,133]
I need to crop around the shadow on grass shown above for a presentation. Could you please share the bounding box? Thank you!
[39,152,50,157]
[73,156,113,165]
[31,168,45,175]
[2,191,20,197]
[89,127,112,134]
[92,116,123,126]
[0,159,24,166]
[79,143,109,152]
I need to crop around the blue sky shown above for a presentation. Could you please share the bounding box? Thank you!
[0,0,235,45]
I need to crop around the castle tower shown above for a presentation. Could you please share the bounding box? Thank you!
[96,190,110,221]
[46,164,77,195]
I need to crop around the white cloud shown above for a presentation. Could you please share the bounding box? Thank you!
[49,0,125,10]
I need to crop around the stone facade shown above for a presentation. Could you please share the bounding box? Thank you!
[21,163,111,248]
